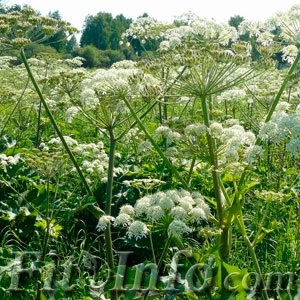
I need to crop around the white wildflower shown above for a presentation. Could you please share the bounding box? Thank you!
[258,121,279,142]
[119,204,135,217]
[0,153,21,172]
[185,123,207,137]
[222,148,239,163]
[286,139,300,156]
[138,141,152,153]
[209,122,223,138]
[65,106,80,123]
[114,213,132,227]
[281,45,298,64]
[159,195,175,211]
[127,221,149,240]
[168,220,191,238]
[170,206,188,220]
[242,131,256,145]
[178,196,195,211]
[275,101,290,112]
[189,207,208,223]
[97,215,115,231]
[146,205,164,222]
[134,196,151,217]
[245,145,263,164]
[165,190,181,203]
[154,126,172,137]
[150,192,166,205]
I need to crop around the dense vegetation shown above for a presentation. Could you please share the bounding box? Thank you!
[0,3,299,300]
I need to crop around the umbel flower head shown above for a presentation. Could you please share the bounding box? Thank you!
[0,6,78,49]
[126,220,149,240]
[114,189,211,240]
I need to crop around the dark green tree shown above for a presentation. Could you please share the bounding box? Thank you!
[66,35,78,53]
[80,12,113,50]
[74,45,103,68]
[228,15,245,30]
[80,12,132,51]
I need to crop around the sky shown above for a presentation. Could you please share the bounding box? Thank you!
[4,0,300,34]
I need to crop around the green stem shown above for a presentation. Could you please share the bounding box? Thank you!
[36,177,51,300]
[200,95,231,260]
[123,97,189,190]
[20,48,95,199]
[35,97,43,148]
[149,229,157,265]
[186,157,196,185]
[264,50,300,123]
[104,129,117,271]
[236,214,269,300]
[157,236,172,270]
[200,96,223,223]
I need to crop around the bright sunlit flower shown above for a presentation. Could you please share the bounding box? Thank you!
[189,207,208,223]
[97,215,115,231]
[114,213,132,227]
[134,196,151,217]
[168,220,191,238]
[170,206,188,220]
[281,45,298,64]
[119,204,135,217]
[159,195,175,211]
[0,153,21,172]
[127,221,149,240]
[146,205,164,221]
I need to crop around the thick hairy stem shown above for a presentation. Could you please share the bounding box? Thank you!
[200,96,231,260]
[200,96,223,221]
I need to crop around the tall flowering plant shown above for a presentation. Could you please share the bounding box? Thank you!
[121,7,300,300]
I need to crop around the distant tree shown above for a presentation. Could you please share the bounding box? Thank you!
[74,45,103,68]
[80,12,113,50]
[66,35,78,53]
[110,14,132,50]
[0,3,21,13]
[228,15,245,30]
[80,12,132,51]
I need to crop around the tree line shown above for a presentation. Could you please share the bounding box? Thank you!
[0,3,287,68]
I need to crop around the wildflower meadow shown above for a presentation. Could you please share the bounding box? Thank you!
[0,4,299,300]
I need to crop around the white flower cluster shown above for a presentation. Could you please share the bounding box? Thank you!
[48,135,78,147]
[267,5,300,45]
[103,190,211,240]
[154,125,182,146]
[216,88,247,104]
[65,106,80,123]
[80,63,161,112]
[159,17,238,52]
[238,20,265,38]
[46,137,109,180]
[259,103,300,157]
[73,141,109,178]
[0,153,21,172]
[120,17,167,45]
[184,123,207,137]
[211,122,262,169]
[81,67,137,109]
[0,56,16,70]
[61,56,85,67]
[281,45,298,64]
